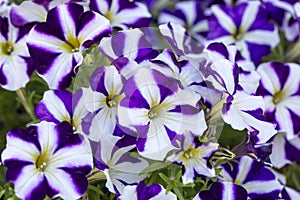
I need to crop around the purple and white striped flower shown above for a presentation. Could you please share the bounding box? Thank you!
[219,156,283,199]
[159,22,204,59]
[93,134,148,194]
[221,91,277,144]
[256,62,300,139]
[118,182,177,200]
[158,1,208,43]
[168,132,218,184]
[99,28,157,64]
[89,0,152,29]
[150,49,204,96]
[1,121,93,200]
[82,66,125,141]
[201,50,276,143]
[0,17,34,91]
[118,68,207,161]
[270,132,300,168]
[35,88,89,134]
[204,42,260,94]
[207,1,280,65]
[27,3,111,89]
[193,182,248,200]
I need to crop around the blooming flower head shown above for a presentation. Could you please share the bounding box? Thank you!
[118,68,207,161]
[35,88,89,134]
[82,65,125,141]
[168,132,219,184]
[1,121,93,200]
[27,3,111,89]
[207,1,280,65]
[0,17,34,91]
[93,133,148,194]
[256,62,300,139]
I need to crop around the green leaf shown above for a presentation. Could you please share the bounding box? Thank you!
[140,161,171,174]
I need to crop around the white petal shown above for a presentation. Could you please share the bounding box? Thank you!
[257,63,281,95]
[244,29,280,48]
[14,166,43,200]
[211,5,236,34]
[270,133,291,168]
[240,1,260,31]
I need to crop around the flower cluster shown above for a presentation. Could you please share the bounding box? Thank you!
[1,0,300,199]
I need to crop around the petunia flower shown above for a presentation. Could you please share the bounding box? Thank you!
[118,68,207,161]
[256,62,300,139]
[219,156,283,199]
[193,181,248,200]
[93,133,148,194]
[1,121,93,200]
[207,1,280,65]
[158,1,208,43]
[270,132,300,168]
[0,17,34,91]
[98,28,158,64]
[89,0,152,29]
[204,42,260,94]
[168,132,219,184]
[35,88,89,134]
[27,3,111,89]
[201,55,276,144]
[82,65,125,141]
[118,181,177,200]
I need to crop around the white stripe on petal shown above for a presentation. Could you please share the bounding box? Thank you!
[36,122,58,156]
[57,4,77,40]
[275,105,294,139]
[2,135,39,162]
[243,180,282,195]
[240,1,260,32]
[257,63,281,95]
[282,63,300,96]
[158,12,185,26]
[77,12,110,44]
[46,168,83,199]
[118,106,149,127]
[14,166,43,200]
[211,5,236,34]
[134,68,160,106]
[104,66,123,95]
[141,120,176,161]
[83,88,106,112]
[89,107,117,139]
[39,53,82,89]
[41,90,71,122]
[1,56,30,90]
[244,29,279,48]
[28,28,67,53]
[270,133,291,168]
[11,1,47,24]
[235,156,253,184]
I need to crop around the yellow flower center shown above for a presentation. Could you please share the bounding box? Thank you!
[61,35,80,53]
[105,94,123,108]
[148,104,165,120]
[272,90,287,105]
[233,29,244,41]
[1,42,14,55]
[35,151,50,172]
[180,147,200,161]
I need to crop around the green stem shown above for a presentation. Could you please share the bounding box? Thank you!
[16,88,36,121]
[284,39,300,62]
